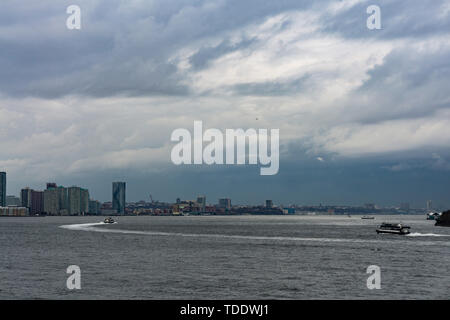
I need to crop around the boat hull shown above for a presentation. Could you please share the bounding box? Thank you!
[376,229,409,235]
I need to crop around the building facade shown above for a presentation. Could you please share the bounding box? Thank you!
[21,188,32,209]
[0,172,6,207]
[112,182,126,214]
[219,198,232,210]
[30,190,44,215]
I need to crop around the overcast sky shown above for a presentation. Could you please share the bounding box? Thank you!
[1,0,449,207]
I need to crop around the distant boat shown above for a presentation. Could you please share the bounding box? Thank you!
[361,216,375,220]
[104,217,115,224]
[376,223,410,235]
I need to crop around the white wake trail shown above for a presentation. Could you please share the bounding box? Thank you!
[59,222,450,246]
[407,232,450,237]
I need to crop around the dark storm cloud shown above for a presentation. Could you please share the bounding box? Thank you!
[0,0,314,98]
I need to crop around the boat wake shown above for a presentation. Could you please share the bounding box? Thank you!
[59,222,450,246]
[407,232,450,237]
[60,222,116,231]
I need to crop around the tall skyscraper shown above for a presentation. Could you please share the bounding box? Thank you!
[21,188,32,209]
[30,190,44,215]
[0,172,6,207]
[57,186,68,215]
[266,200,273,208]
[44,188,60,215]
[68,186,81,215]
[112,182,126,214]
[80,188,90,214]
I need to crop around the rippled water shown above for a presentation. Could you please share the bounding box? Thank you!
[0,215,449,299]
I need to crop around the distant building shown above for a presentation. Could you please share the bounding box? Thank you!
[89,200,101,215]
[57,186,69,215]
[0,206,29,216]
[80,188,89,214]
[30,190,44,215]
[266,200,273,208]
[44,188,60,215]
[112,182,126,214]
[0,172,6,207]
[197,196,206,212]
[68,187,81,215]
[6,195,21,206]
[21,188,32,209]
[218,198,231,210]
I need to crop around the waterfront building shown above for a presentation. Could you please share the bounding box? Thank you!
[30,190,44,215]
[68,186,81,215]
[112,182,126,214]
[44,187,60,215]
[219,198,232,210]
[0,206,29,216]
[21,188,32,209]
[197,196,206,212]
[89,200,101,215]
[0,172,6,207]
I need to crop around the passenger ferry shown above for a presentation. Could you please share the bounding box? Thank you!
[376,223,410,235]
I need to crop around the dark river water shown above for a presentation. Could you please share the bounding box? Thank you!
[0,215,449,299]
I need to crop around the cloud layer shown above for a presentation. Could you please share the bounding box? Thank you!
[0,0,449,206]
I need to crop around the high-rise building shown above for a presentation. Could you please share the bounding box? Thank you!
[266,200,273,208]
[21,188,32,209]
[80,188,89,214]
[44,188,60,215]
[219,198,231,210]
[57,186,69,215]
[68,186,81,215]
[66,186,90,215]
[0,172,6,207]
[112,182,126,214]
[197,196,206,212]
[30,190,44,215]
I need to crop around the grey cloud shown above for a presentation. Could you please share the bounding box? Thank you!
[320,0,450,40]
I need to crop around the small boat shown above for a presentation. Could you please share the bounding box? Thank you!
[104,217,115,224]
[376,223,410,235]
[361,216,375,219]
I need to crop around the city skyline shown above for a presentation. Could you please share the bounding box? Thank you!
[0,170,445,210]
